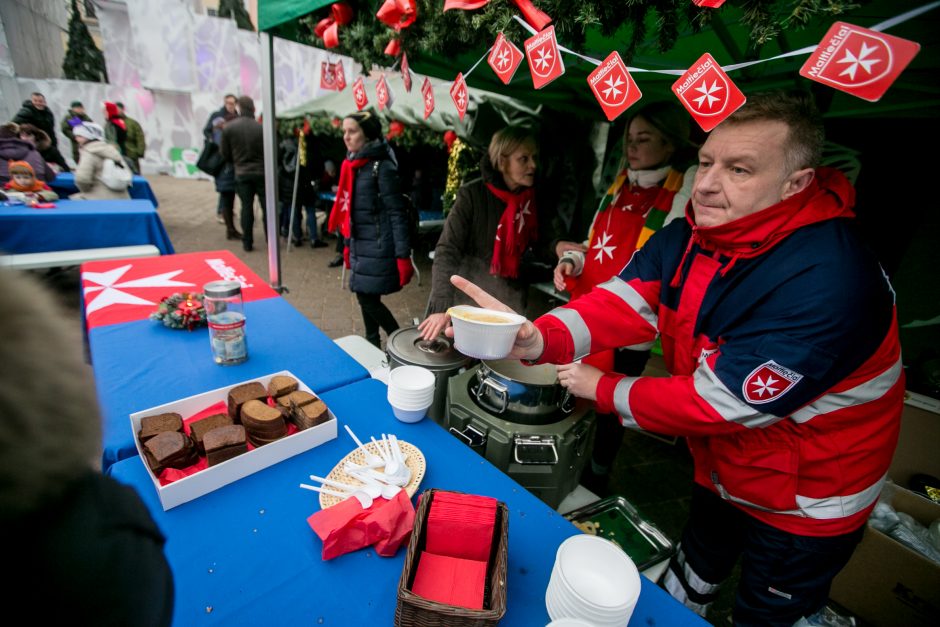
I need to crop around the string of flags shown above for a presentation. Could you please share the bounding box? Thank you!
[313,1,934,133]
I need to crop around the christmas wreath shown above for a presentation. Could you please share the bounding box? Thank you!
[150,292,207,330]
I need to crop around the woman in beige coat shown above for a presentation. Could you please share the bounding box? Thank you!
[71,122,130,200]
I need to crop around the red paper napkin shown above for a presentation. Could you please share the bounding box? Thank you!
[425,491,497,561]
[412,551,487,609]
[307,489,415,560]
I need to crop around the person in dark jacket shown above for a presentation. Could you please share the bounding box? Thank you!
[204,94,239,230]
[327,110,413,347]
[220,95,266,251]
[103,101,128,158]
[418,125,553,341]
[61,101,92,163]
[1,268,174,626]
[13,92,69,172]
[0,122,55,185]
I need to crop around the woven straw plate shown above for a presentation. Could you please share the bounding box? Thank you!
[318,440,426,509]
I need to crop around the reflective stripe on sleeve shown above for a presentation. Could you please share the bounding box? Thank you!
[547,307,592,360]
[694,360,784,428]
[790,358,903,424]
[597,276,658,329]
[716,474,886,520]
[612,377,639,428]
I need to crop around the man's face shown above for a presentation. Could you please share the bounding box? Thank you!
[692,120,807,228]
[31,94,46,110]
[224,97,237,113]
[74,105,85,115]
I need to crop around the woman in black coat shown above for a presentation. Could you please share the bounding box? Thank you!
[328,110,413,347]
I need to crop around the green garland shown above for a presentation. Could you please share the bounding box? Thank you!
[150,292,207,330]
[292,1,866,72]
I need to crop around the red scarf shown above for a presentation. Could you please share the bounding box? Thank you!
[486,183,537,279]
[327,157,369,238]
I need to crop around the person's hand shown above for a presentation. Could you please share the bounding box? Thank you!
[417,313,450,341]
[555,240,587,258]
[556,362,604,402]
[446,275,544,361]
[397,258,414,287]
[553,260,574,293]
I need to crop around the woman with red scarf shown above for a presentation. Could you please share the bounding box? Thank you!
[552,101,697,493]
[328,110,413,348]
[419,125,548,341]
[103,101,128,158]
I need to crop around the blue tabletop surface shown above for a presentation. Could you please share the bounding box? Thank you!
[0,198,173,255]
[109,377,705,627]
[92,296,368,472]
[49,171,159,207]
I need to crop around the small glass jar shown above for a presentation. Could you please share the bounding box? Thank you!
[203,280,248,365]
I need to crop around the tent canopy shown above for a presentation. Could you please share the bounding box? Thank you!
[260,1,940,120]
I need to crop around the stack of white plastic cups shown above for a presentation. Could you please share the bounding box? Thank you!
[387,365,435,423]
[545,535,642,626]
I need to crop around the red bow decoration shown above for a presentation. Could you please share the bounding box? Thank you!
[384,38,401,57]
[443,0,550,31]
[443,130,458,153]
[376,0,417,31]
[313,3,354,48]
[387,120,406,140]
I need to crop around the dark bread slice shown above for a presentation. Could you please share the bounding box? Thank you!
[227,382,267,421]
[204,425,247,466]
[267,375,299,398]
[189,413,234,454]
[291,399,330,430]
[241,400,287,439]
[144,431,198,473]
[138,412,183,443]
[275,390,316,410]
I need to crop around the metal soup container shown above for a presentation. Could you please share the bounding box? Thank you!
[471,359,574,425]
[385,326,474,425]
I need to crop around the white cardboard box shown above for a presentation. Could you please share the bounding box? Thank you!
[130,370,338,510]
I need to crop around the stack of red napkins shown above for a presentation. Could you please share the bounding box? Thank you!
[411,491,497,610]
[307,490,415,560]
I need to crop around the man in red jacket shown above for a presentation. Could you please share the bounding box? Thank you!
[447,91,902,626]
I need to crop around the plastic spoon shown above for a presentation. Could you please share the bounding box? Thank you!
[347,470,402,499]
[370,436,389,462]
[298,483,373,508]
[345,425,383,465]
[309,474,385,501]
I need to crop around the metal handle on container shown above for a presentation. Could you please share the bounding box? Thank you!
[560,388,575,414]
[474,376,509,414]
[449,424,487,451]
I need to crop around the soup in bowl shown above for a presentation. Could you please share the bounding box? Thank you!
[447,305,526,360]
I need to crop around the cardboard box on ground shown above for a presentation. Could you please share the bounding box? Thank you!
[829,391,940,627]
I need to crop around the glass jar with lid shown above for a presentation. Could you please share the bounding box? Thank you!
[203,280,248,365]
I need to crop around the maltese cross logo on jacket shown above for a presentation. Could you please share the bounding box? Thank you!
[488,32,523,85]
[587,51,642,121]
[799,22,920,102]
[524,25,565,89]
[672,53,745,132]
[450,72,468,121]
[352,77,368,110]
[742,361,803,405]
[421,77,435,119]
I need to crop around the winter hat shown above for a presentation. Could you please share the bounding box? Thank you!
[73,123,105,142]
[346,110,382,141]
[8,161,35,177]
[70,101,83,108]
[104,101,120,119]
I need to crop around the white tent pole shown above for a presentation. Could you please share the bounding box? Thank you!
[286,145,301,252]
[260,30,283,291]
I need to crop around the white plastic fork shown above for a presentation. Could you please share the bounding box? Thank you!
[345,424,383,465]
[299,483,373,508]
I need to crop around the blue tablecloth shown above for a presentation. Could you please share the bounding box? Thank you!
[92,296,368,471]
[109,377,705,626]
[0,199,174,255]
[49,172,160,207]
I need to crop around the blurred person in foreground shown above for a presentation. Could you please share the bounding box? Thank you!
[0,122,55,185]
[418,125,554,341]
[328,110,413,348]
[445,91,903,626]
[0,268,173,625]
[552,101,697,493]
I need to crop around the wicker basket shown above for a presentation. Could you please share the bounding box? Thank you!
[394,488,509,626]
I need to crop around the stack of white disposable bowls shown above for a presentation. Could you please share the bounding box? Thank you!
[545,535,642,627]
[387,365,435,423]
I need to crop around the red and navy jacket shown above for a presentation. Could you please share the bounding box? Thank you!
[535,168,903,536]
